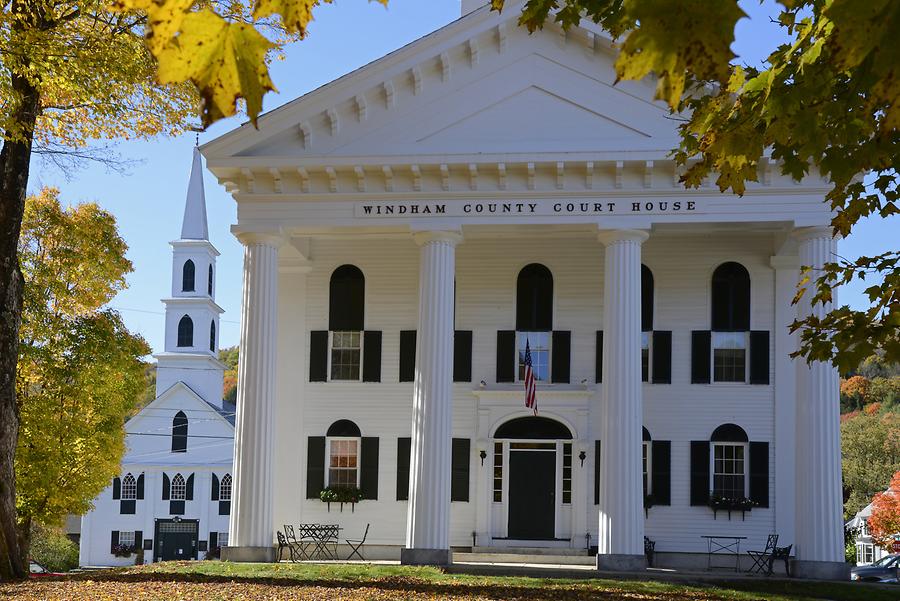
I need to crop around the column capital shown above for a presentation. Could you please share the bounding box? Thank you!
[597,228,649,246]
[412,230,463,247]
[231,225,285,247]
[792,225,836,243]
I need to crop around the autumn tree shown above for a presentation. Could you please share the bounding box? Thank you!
[15,188,149,566]
[841,412,900,517]
[868,471,900,550]
[841,375,871,412]
[489,0,898,374]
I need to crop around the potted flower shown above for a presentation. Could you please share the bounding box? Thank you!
[112,544,134,558]
[319,486,363,512]
[708,494,758,520]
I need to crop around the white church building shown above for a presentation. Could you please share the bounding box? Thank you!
[79,149,234,566]
[201,1,847,578]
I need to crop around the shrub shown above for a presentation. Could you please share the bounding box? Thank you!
[30,522,79,572]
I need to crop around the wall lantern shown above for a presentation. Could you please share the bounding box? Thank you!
[479,450,487,466]
[578,450,586,467]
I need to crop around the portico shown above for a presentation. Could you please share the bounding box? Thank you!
[208,3,846,579]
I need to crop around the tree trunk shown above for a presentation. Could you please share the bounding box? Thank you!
[0,68,40,581]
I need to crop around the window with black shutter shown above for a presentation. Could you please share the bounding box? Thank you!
[516,264,553,383]
[496,330,515,383]
[550,330,570,383]
[749,441,769,507]
[399,330,416,383]
[651,331,672,384]
[749,331,770,385]
[711,262,751,383]
[396,437,411,501]
[329,265,366,381]
[453,330,473,382]
[306,437,326,498]
[651,440,671,505]
[690,441,710,506]
[362,331,382,382]
[360,437,379,500]
[309,331,328,382]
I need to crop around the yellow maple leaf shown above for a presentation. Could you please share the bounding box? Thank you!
[155,9,276,126]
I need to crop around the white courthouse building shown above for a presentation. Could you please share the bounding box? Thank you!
[201,1,847,578]
[79,149,234,566]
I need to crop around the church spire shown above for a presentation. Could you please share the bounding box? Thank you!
[180,146,209,240]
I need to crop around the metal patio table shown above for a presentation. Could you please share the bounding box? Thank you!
[701,535,747,572]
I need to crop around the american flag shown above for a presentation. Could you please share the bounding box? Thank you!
[523,339,537,415]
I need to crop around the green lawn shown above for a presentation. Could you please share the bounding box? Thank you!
[1,561,894,601]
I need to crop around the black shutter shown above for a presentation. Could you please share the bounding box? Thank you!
[143,538,153,551]
[397,437,411,501]
[551,331,571,384]
[496,330,515,383]
[651,331,672,384]
[651,441,671,505]
[399,330,416,382]
[595,331,603,383]
[360,437,379,500]
[134,530,143,550]
[690,441,711,505]
[170,500,185,515]
[594,440,601,505]
[749,441,770,507]
[309,330,328,382]
[451,438,470,502]
[110,530,119,553]
[198,540,208,553]
[136,474,144,500]
[306,437,326,499]
[453,330,473,383]
[211,473,219,501]
[186,474,195,500]
[362,331,382,382]
[112,477,121,500]
[219,500,231,515]
[691,331,711,384]
[162,473,170,500]
[209,532,218,550]
[749,331,770,385]
[120,500,135,515]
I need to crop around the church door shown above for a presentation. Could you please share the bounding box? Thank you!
[507,445,556,539]
[155,519,198,561]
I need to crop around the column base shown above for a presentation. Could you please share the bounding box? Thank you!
[221,546,276,563]
[401,548,452,566]
[791,560,850,580]
[596,553,646,572]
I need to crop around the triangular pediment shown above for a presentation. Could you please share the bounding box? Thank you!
[204,3,677,168]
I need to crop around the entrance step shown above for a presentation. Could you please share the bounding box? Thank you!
[473,545,587,556]
[457,549,595,566]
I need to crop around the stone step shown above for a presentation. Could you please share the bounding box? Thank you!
[472,545,589,556]
[455,551,595,566]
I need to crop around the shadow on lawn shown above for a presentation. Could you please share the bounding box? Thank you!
[56,567,895,601]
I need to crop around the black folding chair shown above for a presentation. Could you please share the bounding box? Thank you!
[346,524,370,561]
[746,534,779,574]
[276,531,298,562]
[284,525,309,560]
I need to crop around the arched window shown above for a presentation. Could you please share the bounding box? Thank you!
[329,266,365,381]
[711,262,751,383]
[710,423,749,499]
[172,411,188,453]
[641,265,654,381]
[326,419,361,488]
[208,265,214,296]
[121,473,137,500]
[182,259,196,292]
[177,315,193,347]
[516,264,553,382]
[170,473,186,500]
[711,262,750,331]
[209,320,216,352]
[219,473,232,501]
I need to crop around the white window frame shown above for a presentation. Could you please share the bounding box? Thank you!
[219,473,232,501]
[121,473,137,500]
[118,531,136,548]
[860,519,869,537]
[328,330,364,382]
[642,441,652,496]
[641,332,652,383]
[170,473,186,501]
[711,331,749,384]
[325,436,361,488]
[516,331,551,384]
[710,442,749,498]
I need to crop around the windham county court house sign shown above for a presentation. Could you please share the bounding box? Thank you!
[200,0,850,580]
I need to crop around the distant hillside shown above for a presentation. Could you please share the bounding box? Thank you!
[841,353,900,417]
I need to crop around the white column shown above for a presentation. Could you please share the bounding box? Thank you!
[770,255,799,547]
[223,231,282,562]
[402,230,461,566]
[596,229,647,571]
[793,226,848,580]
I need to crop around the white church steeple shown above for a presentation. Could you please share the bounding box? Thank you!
[155,147,227,407]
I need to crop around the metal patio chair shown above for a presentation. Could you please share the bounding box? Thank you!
[643,536,656,567]
[284,524,309,560]
[746,534,779,574]
[345,524,370,561]
[276,531,299,562]
[768,544,792,577]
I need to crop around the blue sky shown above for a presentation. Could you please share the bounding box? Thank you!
[30,0,893,355]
